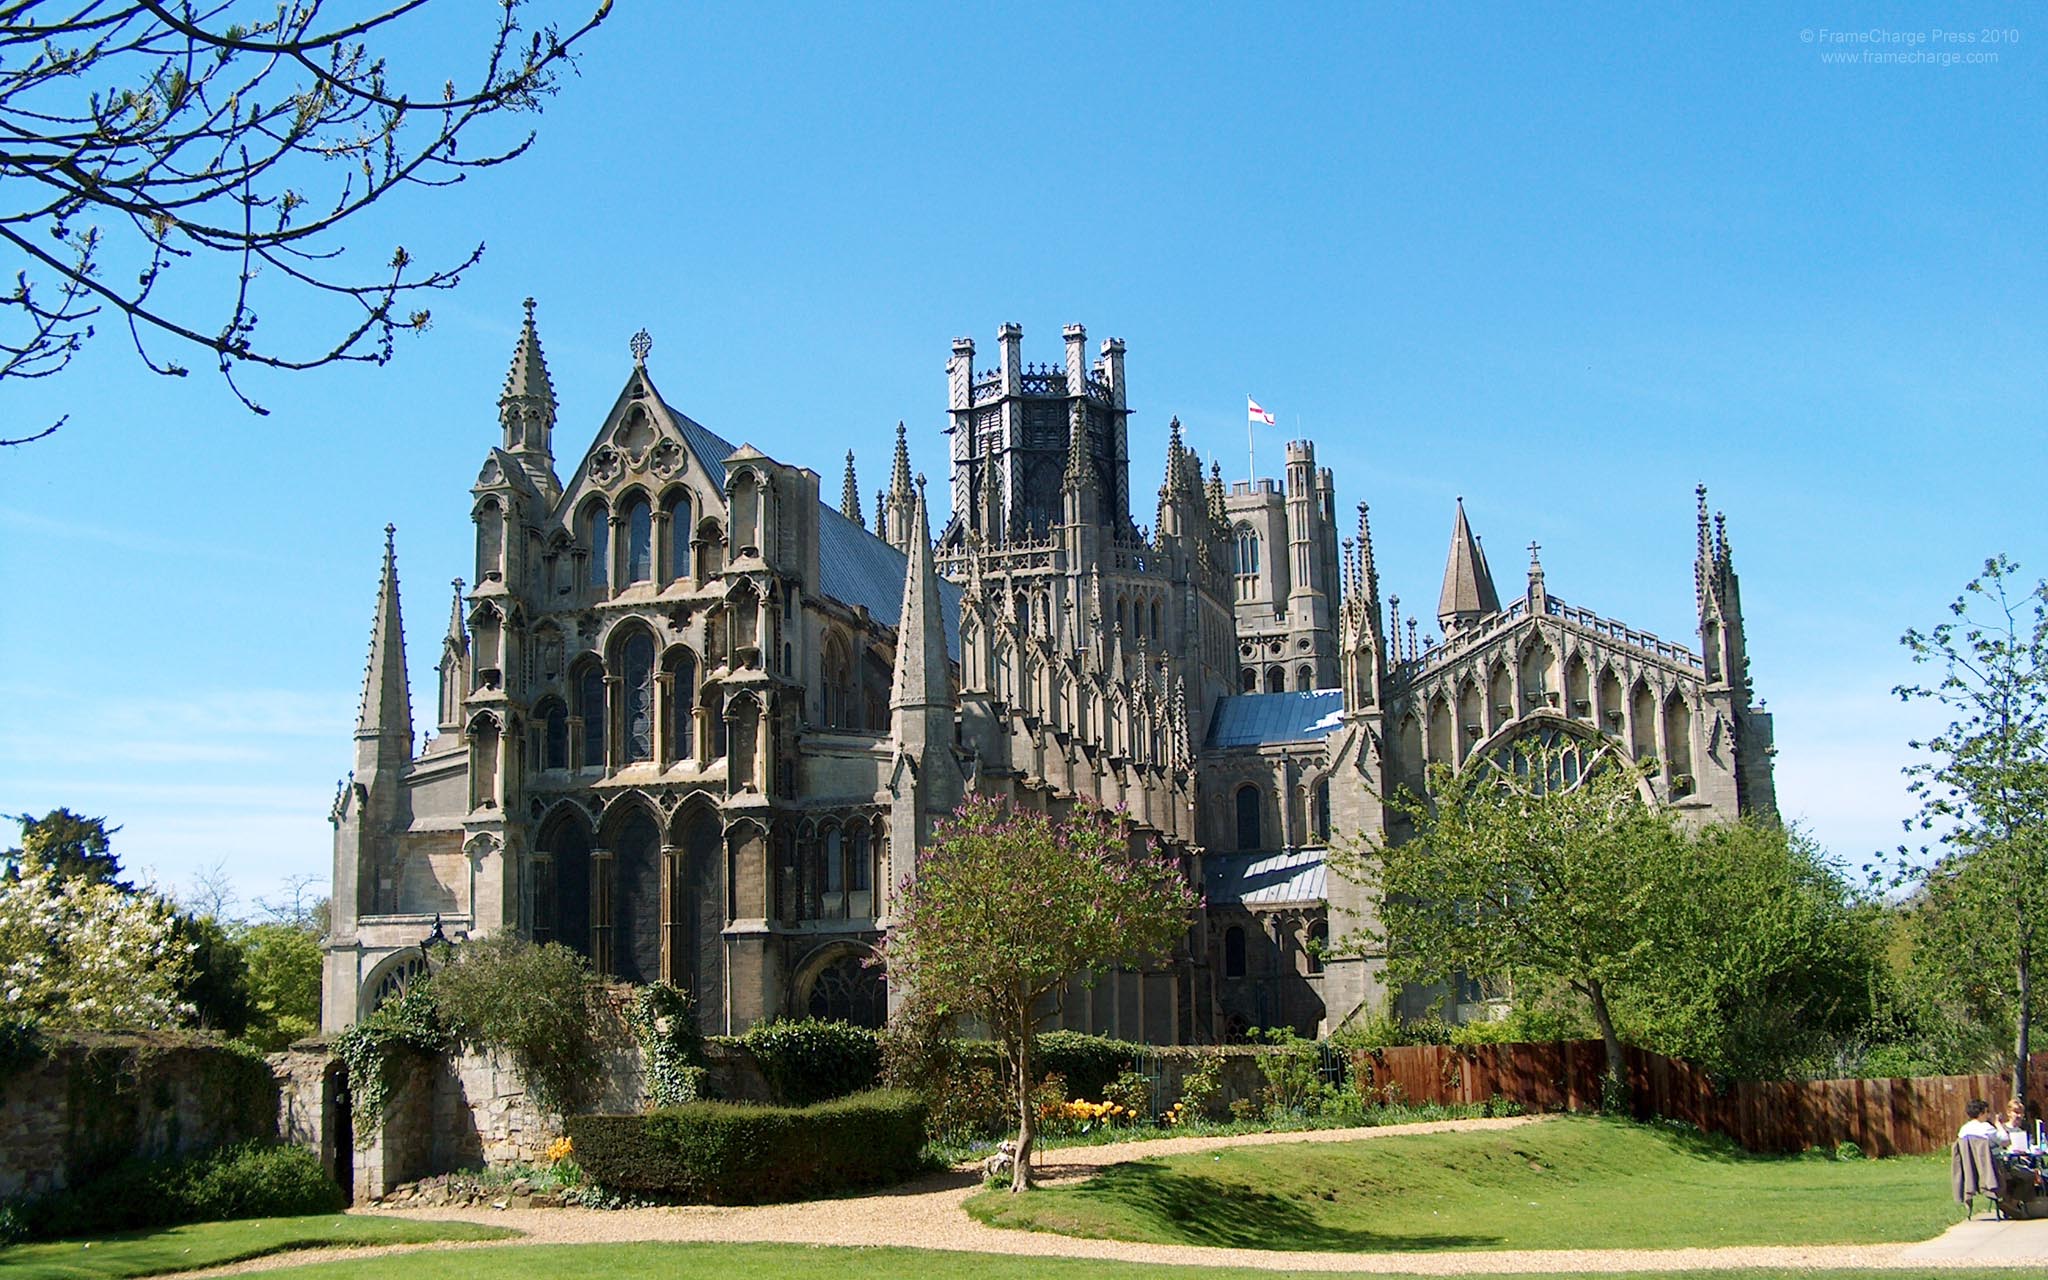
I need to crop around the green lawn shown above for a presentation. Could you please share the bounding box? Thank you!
[93,1241,2038,1280]
[967,1114,1958,1251]
[0,1213,516,1280]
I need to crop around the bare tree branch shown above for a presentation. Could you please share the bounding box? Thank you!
[0,0,610,444]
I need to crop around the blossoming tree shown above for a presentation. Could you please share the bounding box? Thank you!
[0,862,192,1028]
[885,796,1196,1191]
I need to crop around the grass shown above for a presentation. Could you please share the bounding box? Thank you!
[79,1241,2042,1280]
[0,1213,517,1280]
[966,1113,1958,1252]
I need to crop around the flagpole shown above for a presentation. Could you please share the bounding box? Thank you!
[1247,393,1256,486]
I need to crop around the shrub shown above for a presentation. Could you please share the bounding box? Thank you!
[566,1089,926,1203]
[429,935,605,1118]
[1037,1031,1143,1102]
[1250,1027,1336,1117]
[1174,1052,1225,1120]
[738,1018,882,1106]
[20,1141,342,1239]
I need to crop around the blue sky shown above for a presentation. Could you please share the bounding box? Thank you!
[1,3,2040,907]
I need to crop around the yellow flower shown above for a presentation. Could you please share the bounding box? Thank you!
[546,1136,574,1164]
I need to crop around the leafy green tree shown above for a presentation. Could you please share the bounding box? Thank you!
[884,796,1196,1191]
[1331,740,1671,1105]
[1617,821,1884,1079]
[1889,555,2048,1104]
[5,809,128,888]
[175,912,253,1037]
[238,921,324,1051]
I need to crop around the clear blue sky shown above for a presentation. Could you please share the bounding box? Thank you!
[1,3,2040,908]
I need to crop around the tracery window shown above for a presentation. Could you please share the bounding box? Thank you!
[621,632,655,762]
[807,954,886,1027]
[664,648,697,762]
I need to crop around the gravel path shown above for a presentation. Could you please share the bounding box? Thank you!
[184,1115,2048,1276]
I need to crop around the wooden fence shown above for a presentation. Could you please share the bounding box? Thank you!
[1347,1040,2048,1157]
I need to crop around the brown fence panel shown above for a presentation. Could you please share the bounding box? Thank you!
[1364,1041,2048,1156]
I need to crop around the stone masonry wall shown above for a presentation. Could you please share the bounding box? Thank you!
[0,1032,277,1203]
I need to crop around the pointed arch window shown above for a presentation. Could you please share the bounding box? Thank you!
[582,500,610,587]
[1235,783,1263,851]
[663,491,693,583]
[621,632,655,762]
[664,647,697,762]
[542,699,569,770]
[1306,920,1328,975]
[575,662,606,767]
[1233,524,1260,580]
[1224,925,1248,979]
[624,496,653,582]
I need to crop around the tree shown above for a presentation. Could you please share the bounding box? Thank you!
[1890,555,2048,1105]
[5,808,129,888]
[1332,740,1672,1106]
[884,797,1196,1191]
[0,861,192,1028]
[237,920,324,1050]
[0,0,610,444]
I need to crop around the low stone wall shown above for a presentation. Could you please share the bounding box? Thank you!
[0,1031,277,1203]
[357,1043,644,1201]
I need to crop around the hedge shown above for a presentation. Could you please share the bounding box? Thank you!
[14,1141,344,1240]
[566,1089,926,1204]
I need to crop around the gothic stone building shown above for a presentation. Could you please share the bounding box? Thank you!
[323,312,1776,1041]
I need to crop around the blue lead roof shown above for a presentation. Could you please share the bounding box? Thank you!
[1204,689,1346,749]
[1206,848,1329,906]
[666,400,961,662]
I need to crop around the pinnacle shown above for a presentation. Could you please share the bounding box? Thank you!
[889,421,913,495]
[841,450,864,527]
[500,297,556,408]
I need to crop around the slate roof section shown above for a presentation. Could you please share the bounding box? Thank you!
[1206,848,1328,906]
[660,397,961,662]
[1204,690,1346,749]
[818,504,963,661]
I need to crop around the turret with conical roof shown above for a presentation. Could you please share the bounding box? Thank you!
[883,423,917,552]
[1436,497,1500,636]
[498,298,559,499]
[435,577,469,739]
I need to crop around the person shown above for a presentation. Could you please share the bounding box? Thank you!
[1960,1098,2001,1143]
[1998,1099,2033,1155]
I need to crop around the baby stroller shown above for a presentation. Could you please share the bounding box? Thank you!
[1997,1151,2048,1220]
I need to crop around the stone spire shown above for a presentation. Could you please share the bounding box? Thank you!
[884,423,917,552]
[1436,497,1500,635]
[1526,540,1547,609]
[498,298,558,496]
[889,476,952,755]
[841,451,864,528]
[356,525,414,752]
[436,576,469,737]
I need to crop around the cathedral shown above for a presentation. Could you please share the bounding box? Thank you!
[322,310,1777,1042]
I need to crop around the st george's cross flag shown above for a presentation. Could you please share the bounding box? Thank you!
[1247,397,1276,426]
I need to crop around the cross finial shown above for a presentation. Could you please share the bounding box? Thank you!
[629,328,653,365]
[522,297,536,323]
[1528,540,1542,563]
[384,522,396,547]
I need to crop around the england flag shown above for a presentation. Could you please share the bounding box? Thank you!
[1247,397,1276,426]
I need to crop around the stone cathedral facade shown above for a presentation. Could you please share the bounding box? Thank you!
[323,311,1776,1042]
